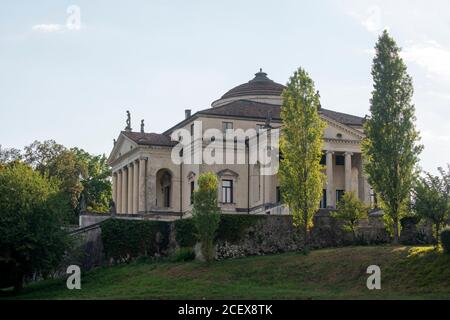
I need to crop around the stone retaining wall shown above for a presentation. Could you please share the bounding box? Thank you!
[72,212,433,270]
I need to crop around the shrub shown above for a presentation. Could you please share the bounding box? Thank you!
[101,219,169,262]
[441,228,450,254]
[170,247,195,262]
[217,215,263,243]
[331,192,368,241]
[174,218,196,247]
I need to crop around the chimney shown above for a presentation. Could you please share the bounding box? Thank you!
[185,109,191,119]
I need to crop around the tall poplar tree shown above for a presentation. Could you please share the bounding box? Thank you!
[279,67,326,246]
[363,30,423,243]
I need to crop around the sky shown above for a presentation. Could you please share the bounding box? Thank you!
[0,0,449,174]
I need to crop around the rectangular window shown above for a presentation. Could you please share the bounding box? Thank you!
[335,155,345,166]
[223,122,233,132]
[336,190,345,204]
[190,123,195,136]
[164,186,171,208]
[320,189,327,208]
[222,180,233,203]
[190,181,195,205]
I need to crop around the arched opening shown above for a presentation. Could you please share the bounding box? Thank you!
[156,169,172,209]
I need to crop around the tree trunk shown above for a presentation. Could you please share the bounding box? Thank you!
[392,218,399,244]
[435,223,441,245]
[303,212,309,252]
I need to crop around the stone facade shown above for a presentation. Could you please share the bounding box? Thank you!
[107,70,374,220]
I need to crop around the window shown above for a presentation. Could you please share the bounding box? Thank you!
[222,180,233,203]
[223,122,233,132]
[190,181,195,205]
[164,186,171,208]
[336,190,345,204]
[276,186,281,203]
[319,189,327,208]
[335,155,345,166]
[190,123,195,136]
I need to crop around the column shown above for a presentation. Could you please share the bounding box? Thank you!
[117,170,122,213]
[345,152,353,193]
[127,164,133,214]
[138,157,147,213]
[326,150,335,208]
[122,167,128,214]
[112,172,117,204]
[133,160,139,214]
[147,160,157,210]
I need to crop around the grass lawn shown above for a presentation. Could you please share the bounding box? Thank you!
[1,245,450,300]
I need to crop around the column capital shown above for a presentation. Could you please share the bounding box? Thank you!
[326,150,335,155]
[139,156,149,161]
[344,151,354,156]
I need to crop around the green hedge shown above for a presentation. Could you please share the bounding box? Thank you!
[174,218,197,247]
[217,214,263,243]
[101,218,170,262]
[441,228,450,254]
[175,214,263,246]
[101,214,265,261]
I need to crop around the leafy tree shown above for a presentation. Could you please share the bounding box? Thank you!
[0,145,22,163]
[279,67,326,247]
[72,148,112,213]
[0,162,71,292]
[23,141,112,216]
[192,172,221,263]
[331,192,369,240]
[23,140,65,174]
[413,165,450,244]
[47,149,87,214]
[362,31,423,243]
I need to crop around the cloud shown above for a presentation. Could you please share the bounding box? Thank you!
[31,24,64,33]
[347,5,384,34]
[402,41,450,80]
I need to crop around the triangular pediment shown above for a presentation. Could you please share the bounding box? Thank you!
[108,133,138,165]
[320,114,365,141]
[217,169,239,177]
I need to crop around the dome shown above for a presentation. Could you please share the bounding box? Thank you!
[211,69,285,107]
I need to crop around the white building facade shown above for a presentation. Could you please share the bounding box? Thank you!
[108,70,373,219]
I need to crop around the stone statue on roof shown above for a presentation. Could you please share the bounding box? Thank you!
[125,110,132,131]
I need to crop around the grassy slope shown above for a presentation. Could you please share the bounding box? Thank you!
[2,246,450,300]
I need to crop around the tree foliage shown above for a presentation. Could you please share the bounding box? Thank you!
[0,162,71,292]
[331,192,369,239]
[413,165,450,243]
[72,148,112,213]
[0,145,22,163]
[362,30,423,243]
[192,172,221,263]
[21,140,112,217]
[279,67,326,245]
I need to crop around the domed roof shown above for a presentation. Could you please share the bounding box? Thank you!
[221,69,285,99]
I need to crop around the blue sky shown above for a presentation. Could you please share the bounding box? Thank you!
[1,0,449,174]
